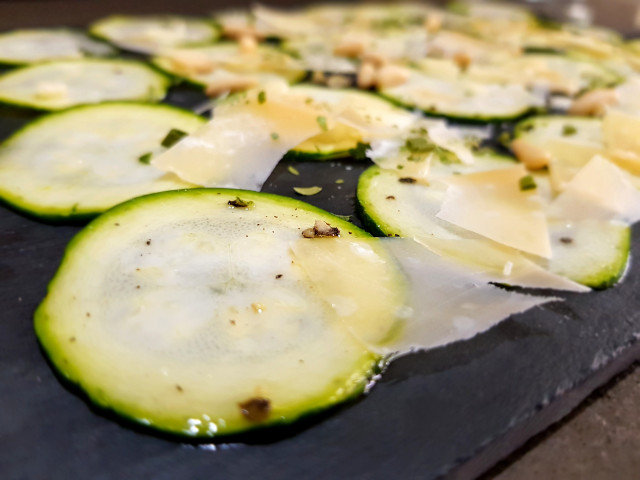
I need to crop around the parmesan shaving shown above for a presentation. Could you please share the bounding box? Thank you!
[436,165,552,258]
[549,155,640,224]
[152,83,330,189]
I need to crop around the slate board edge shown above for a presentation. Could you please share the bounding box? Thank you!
[447,337,640,479]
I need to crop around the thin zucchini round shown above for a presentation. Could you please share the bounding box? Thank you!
[151,43,306,91]
[0,29,116,66]
[89,15,220,54]
[378,70,544,123]
[35,189,403,437]
[0,102,204,220]
[356,164,630,289]
[285,84,416,161]
[0,59,170,110]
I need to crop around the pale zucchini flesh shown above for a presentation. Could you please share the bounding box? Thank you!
[0,29,116,66]
[151,43,306,90]
[35,189,404,436]
[0,59,170,110]
[0,103,205,220]
[89,15,220,54]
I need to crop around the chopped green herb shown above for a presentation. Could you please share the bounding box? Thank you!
[405,137,434,153]
[316,116,328,131]
[519,175,537,191]
[257,90,266,104]
[397,165,404,170]
[399,177,417,184]
[228,197,255,209]
[294,186,323,196]
[138,152,152,164]
[287,165,300,176]
[270,132,279,140]
[348,142,369,160]
[498,131,512,145]
[161,128,187,148]
[335,178,344,184]
[562,124,577,136]
[305,97,313,104]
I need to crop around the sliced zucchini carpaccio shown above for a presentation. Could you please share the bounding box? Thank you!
[0,103,204,220]
[0,59,170,110]
[35,189,404,436]
[151,43,305,93]
[378,69,544,122]
[0,29,116,66]
[356,163,630,289]
[89,15,220,54]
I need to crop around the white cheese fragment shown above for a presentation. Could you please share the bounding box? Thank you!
[549,155,640,224]
[292,237,558,356]
[602,108,640,155]
[436,165,552,258]
[379,238,558,355]
[152,83,329,189]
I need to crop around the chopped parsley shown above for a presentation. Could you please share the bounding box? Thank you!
[316,116,328,131]
[161,128,187,148]
[348,142,369,160]
[228,197,255,209]
[138,152,152,164]
[562,124,577,136]
[519,175,537,191]
[257,90,266,104]
[270,132,279,140]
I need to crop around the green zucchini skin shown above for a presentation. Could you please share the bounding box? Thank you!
[35,188,387,438]
[377,91,543,125]
[0,59,171,111]
[0,102,205,221]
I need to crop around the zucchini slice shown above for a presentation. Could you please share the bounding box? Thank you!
[151,43,305,93]
[89,15,220,54]
[0,59,170,111]
[356,164,630,289]
[35,189,403,437]
[0,103,204,220]
[378,69,544,122]
[0,29,116,66]
[285,84,417,161]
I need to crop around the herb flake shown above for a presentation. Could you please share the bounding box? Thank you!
[161,128,187,148]
[316,116,328,131]
[138,152,152,164]
[519,175,537,191]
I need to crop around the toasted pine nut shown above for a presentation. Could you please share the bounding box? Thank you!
[205,77,259,97]
[376,65,410,88]
[357,61,377,89]
[453,52,472,71]
[424,14,443,34]
[326,74,352,89]
[568,88,619,116]
[361,51,388,68]
[511,138,552,170]
[333,39,365,58]
[238,34,258,54]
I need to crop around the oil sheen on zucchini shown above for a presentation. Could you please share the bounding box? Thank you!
[35,189,405,437]
[0,102,204,220]
[357,164,630,289]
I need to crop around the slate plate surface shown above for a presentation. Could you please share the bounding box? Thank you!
[2,3,640,479]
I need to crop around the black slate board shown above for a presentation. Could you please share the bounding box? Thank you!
[2,10,640,480]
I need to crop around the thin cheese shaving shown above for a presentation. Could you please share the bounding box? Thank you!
[549,155,640,224]
[152,83,330,189]
[436,165,552,258]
